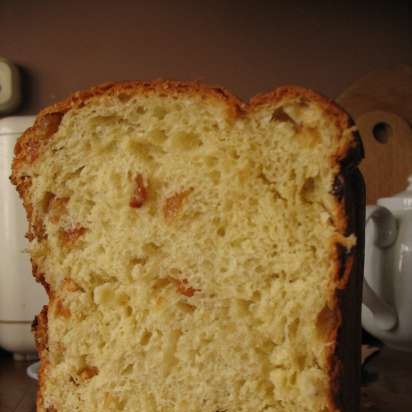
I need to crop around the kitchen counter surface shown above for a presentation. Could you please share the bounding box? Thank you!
[1,347,411,411]
[0,350,36,412]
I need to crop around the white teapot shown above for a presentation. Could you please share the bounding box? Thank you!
[0,116,47,359]
[362,175,412,351]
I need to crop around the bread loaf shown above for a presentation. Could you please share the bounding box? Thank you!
[12,81,364,412]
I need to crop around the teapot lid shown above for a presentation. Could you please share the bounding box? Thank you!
[378,175,412,210]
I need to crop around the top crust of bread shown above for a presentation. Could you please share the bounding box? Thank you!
[12,80,360,179]
[11,80,363,412]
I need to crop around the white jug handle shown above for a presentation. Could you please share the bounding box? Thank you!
[363,205,398,330]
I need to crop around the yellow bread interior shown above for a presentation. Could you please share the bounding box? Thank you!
[20,89,355,412]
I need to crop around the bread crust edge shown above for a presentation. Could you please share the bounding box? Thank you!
[32,305,49,412]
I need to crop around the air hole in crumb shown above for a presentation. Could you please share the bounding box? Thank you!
[62,277,82,293]
[202,259,214,272]
[170,131,203,151]
[261,340,275,354]
[41,191,55,213]
[287,318,300,338]
[153,106,168,120]
[224,199,233,211]
[230,149,240,160]
[271,106,296,125]
[153,277,172,290]
[255,265,264,273]
[233,299,252,317]
[209,170,221,184]
[134,106,146,115]
[105,393,127,409]
[147,129,168,145]
[289,372,297,385]
[235,379,247,391]
[301,177,316,202]
[316,305,338,339]
[304,126,321,146]
[177,301,196,313]
[99,140,117,154]
[93,283,115,305]
[252,290,261,301]
[118,93,131,103]
[69,376,79,386]
[125,305,133,316]
[122,364,134,374]
[40,112,63,140]
[127,140,153,159]
[143,242,161,255]
[249,197,258,207]
[110,172,122,186]
[296,354,306,369]
[205,155,218,167]
[217,226,226,237]
[78,366,98,380]
[116,292,129,306]
[130,256,148,266]
[84,141,92,153]
[140,330,152,346]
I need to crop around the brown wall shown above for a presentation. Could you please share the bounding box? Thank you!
[1,0,411,114]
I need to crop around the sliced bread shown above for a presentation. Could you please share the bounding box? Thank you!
[12,81,364,412]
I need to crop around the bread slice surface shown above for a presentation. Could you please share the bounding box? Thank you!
[12,81,363,412]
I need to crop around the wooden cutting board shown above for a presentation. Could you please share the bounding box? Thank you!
[337,65,412,204]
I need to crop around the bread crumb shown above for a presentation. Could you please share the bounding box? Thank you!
[78,366,99,380]
[12,81,360,412]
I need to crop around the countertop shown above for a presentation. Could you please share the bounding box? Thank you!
[1,346,411,412]
[0,350,36,412]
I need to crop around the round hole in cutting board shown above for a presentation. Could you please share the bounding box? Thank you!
[372,122,393,144]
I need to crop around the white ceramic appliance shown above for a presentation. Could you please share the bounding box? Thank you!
[0,116,47,360]
[363,175,412,351]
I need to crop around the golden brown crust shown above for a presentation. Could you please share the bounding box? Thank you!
[38,80,244,118]
[32,305,49,412]
[12,80,363,412]
[327,168,364,412]
[32,259,51,296]
[13,113,64,179]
